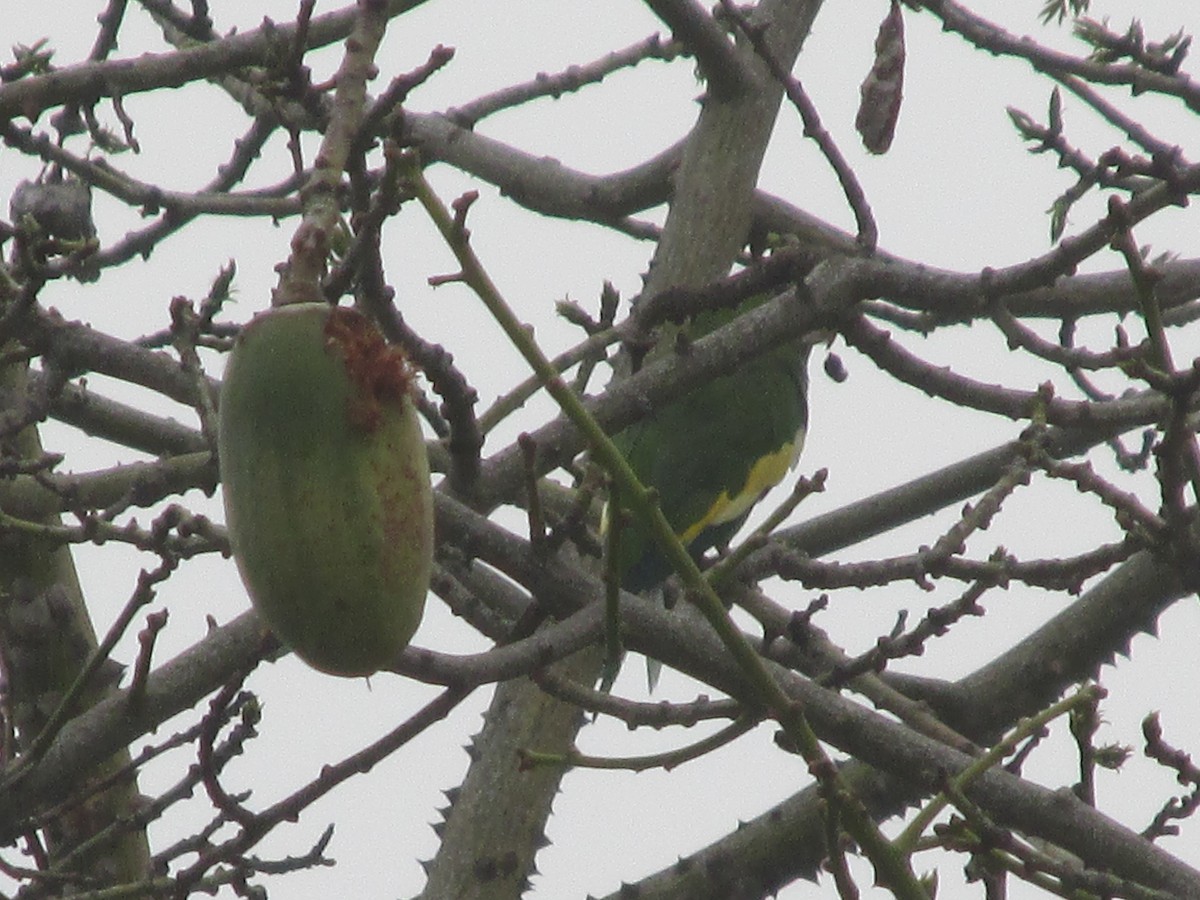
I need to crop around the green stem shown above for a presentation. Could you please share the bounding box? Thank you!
[895,683,1104,854]
[408,160,928,900]
[600,481,624,693]
[521,715,755,773]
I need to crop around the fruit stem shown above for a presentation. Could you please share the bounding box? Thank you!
[273,1,390,308]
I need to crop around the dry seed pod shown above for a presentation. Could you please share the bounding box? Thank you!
[219,303,433,677]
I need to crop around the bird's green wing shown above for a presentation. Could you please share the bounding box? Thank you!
[601,293,811,691]
[612,337,809,592]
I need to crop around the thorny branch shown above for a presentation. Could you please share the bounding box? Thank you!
[2,1,1200,898]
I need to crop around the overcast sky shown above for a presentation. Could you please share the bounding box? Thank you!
[5,2,1200,897]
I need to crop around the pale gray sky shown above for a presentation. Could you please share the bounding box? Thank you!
[4,2,1200,897]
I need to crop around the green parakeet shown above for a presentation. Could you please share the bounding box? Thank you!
[606,292,811,683]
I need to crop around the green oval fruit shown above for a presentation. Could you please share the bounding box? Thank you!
[219,303,433,677]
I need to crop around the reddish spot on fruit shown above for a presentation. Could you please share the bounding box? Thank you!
[324,307,415,433]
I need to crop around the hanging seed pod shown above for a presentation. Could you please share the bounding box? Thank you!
[219,303,433,677]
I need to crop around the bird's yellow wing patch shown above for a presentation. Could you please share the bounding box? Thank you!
[678,433,804,545]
